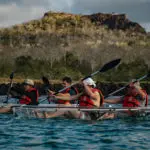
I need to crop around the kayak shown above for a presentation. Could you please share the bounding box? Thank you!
[1,103,150,120]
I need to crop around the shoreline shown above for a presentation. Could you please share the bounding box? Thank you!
[0,80,150,95]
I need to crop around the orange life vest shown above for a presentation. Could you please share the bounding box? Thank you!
[123,90,148,107]
[19,88,39,105]
[57,87,78,104]
[79,88,104,108]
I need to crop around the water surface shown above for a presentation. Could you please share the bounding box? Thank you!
[0,96,150,150]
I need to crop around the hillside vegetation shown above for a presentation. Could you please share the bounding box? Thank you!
[0,11,150,82]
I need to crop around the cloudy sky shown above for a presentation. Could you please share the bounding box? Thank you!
[0,0,150,31]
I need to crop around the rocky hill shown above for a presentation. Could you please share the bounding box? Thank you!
[0,11,149,81]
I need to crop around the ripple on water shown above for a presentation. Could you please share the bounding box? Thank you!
[0,111,150,149]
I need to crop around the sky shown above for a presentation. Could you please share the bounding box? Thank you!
[0,0,150,31]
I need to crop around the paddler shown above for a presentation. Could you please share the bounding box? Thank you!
[49,76,78,105]
[0,79,39,114]
[34,76,78,118]
[104,80,148,118]
[42,78,104,120]
[19,79,39,105]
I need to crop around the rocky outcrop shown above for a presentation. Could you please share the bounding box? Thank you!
[84,13,146,33]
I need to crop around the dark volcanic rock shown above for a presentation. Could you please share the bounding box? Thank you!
[84,13,146,33]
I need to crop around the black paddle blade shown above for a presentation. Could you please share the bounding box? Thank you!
[10,72,14,80]
[99,58,121,73]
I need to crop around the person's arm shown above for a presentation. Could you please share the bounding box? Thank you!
[135,86,146,100]
[57,93,70,97]
[104,98,122,104]
[48,90,70,97]
[55,93,83,101]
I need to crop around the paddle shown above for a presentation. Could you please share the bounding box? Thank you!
[56,58,121,94]
[104,72,150,98]
[4,72,15,103]
[40,58,121,103]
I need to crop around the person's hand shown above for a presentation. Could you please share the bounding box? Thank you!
[49,94,57,102]
[48,90,55,95]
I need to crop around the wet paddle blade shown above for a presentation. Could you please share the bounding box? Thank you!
[99,58,121,73]
[82,58,121,80]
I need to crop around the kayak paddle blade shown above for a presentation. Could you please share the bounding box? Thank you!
[10,72,14,80]
[99,58,121,73]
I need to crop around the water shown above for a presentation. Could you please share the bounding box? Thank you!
[0,96,150,150]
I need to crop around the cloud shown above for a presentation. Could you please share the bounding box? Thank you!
[0,0,150,31]
[0,2,45,27]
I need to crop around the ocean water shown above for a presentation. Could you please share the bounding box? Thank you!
[0,96,150,150]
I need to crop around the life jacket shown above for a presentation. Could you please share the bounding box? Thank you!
[79,88,104,108]
[57,87,78,104]
[19,87,39,105]
[123,90,148,107]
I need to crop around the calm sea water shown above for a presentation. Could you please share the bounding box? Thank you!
[0,96,150,150]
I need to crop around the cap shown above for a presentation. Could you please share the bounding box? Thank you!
[23,79,34,86]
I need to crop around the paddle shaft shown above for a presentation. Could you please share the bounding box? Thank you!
[55,59,121,95]
[5,72,15,103]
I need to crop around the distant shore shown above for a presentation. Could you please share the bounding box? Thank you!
[0,79,150,95]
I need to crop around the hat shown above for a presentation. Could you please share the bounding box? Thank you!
[23,79,34,86]
[83,78,96,87]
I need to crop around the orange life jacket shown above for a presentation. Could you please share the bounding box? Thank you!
[57,87,78,104]
[123,90,148,107]
[19,88,39,105]
[79,88,104,108]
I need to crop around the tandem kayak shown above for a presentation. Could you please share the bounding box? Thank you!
[1,103,150,120]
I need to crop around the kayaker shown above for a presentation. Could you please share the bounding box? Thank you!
[105,81,148,107]
[34,77,78,118]
[0,79,39,114]
[19,79,39,105]
[103,80,148,118]
[42,78,104,119]
[49,76,78,105]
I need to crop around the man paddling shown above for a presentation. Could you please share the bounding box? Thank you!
[34,77,78,118]
[104,80,148,118]
[49,76,78,105]
[42,78,104,120]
